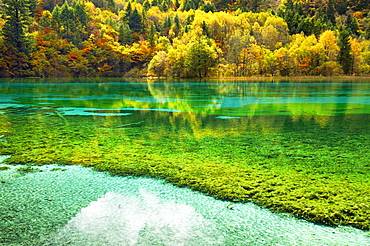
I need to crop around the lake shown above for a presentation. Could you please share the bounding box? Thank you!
[0,78,369,245]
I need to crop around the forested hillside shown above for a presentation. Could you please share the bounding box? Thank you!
[1,0,370,77]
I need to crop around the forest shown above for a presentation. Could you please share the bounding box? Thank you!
[0,0,370,78]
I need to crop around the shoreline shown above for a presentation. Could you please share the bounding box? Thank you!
[1,75,370,82]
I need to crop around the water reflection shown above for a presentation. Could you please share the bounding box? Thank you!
[0,79,369,234]
[1,79,369,141]
[1,79,369,117]
[1,79,369,153]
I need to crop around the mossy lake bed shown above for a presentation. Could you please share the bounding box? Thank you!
[0,79,369,245]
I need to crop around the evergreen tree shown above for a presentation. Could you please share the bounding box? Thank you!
[51,0,89,45]
[278,0,306,35]
[201,21,211,37]
[162,14,172,36]
[174,14,181,30]
[125,1,132,18]
[72,0,89,27]
[251,0,261,12]
[346,15,360,36]
[326,0,336,25]
[175,0,180,9]
[183,0,196,11]
[143,0,151,10]
[160,1,169,12]
[202,2,216,13]
[118,24,133,45]
[51,4,61,28]
[148,22,157,47]
[59,1,75,40]
[338,27,353,75]
[128,9,145,34]
[2,0,33,53]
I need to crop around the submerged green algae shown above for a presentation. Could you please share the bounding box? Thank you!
[0,108,369,231]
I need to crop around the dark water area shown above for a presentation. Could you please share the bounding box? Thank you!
[0,78,369,245]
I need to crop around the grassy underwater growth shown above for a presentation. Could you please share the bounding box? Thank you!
[0,106,369,231]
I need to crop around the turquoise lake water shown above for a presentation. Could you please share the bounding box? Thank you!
[0,78,369,245]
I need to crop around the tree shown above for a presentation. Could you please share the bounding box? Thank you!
[162,14,172,36]
[30,28,73,77]
[148,22,157,47]
[202,1,216,13]
[319,30,339,61]
[350,37,362,74]
[147,51,169,76]
[128,9,145,34]
[51,0,89,45]
[274,47,293,76]
[184,37,219,78]
[201,21,211,37]
[261,16,289,50]
[346,15,360,36]
[326,0,336,25]
[118,24,133,45]
[2,0,33,53]
[278,0,306,35]
[338,27,353,75]
[42,0,64,11]
[1,0,35,76]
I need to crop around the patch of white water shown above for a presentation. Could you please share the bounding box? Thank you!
[0,162,369,246]
[45,191,223,246]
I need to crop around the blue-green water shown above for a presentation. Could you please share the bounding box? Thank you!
[0,78,369,245]
[1,79,369,116]
[0,163,368,246]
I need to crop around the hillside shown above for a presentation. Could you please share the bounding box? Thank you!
[0,0,370,77]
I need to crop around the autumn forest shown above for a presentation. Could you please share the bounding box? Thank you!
[1,0,370,78]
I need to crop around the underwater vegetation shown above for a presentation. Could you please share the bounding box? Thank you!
[0,109,369,231]
[0,166,10,171]
[16,166,43,173]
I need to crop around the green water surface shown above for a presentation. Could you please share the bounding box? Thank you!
[0,78,369,236]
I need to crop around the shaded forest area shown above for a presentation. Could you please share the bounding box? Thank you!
[0,0,370,77]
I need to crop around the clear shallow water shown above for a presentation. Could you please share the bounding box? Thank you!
[0,78,370,245]
[0,163,369,246]
[0,79,369,116]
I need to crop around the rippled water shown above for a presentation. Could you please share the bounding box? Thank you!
[0,164,369,246]
[0,78,369,245]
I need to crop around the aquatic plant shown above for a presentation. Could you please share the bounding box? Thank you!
[1,110,369,231]
[16,166,42,173]
[0,166,10,171]
[50,167,67,172]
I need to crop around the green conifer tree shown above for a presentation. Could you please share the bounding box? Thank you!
[338,27,353,75]
[129,9,145,34]
[326,0,336,25]
[201,21,211,37]
[174,14,181,30]
[143,0,151,10]
[118,24,133,45]
[2,0,32,53]
[124,1,132,22]
[148,22,157,47]
[346,15,360,36]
